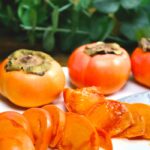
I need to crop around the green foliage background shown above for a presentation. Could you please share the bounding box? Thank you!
[0,0,150,53]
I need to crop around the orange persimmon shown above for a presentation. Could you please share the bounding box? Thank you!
[23,108,52,150]
[68,42,131,94]
[131,38,150,87]
[0,49,65,107]
[58,112,100,150]
[42,105,66,148]
[118,103,145,138]
[63,87,105,115]
[86,100,133,137]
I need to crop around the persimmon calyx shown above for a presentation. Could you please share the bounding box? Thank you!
[5,49,53,76]
[84,42,122,56]
[139,38,150,52]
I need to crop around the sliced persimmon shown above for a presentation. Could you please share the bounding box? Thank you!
[124,103,150,139]
[58,112,100,150]
[118,103,145,138]
[63,87,105,115]
[86,100,133,137]
[0,111,34,142]
[42,105,66,148]
[0,127,35,150]
[23,108,52,150]
[97,129,112,150]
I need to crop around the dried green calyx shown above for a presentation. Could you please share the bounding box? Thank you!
[84,42,122,56]
[139,38,150,52]
[5,49,54,75]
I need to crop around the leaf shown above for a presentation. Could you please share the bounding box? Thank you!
[33,0,41,5]
[141,0,150,6]
[121,0,142,9]
[52,7,59,31]
[43,30,55,51]
[93,0,120,13]
[18,5,37,27]
[58,32,90,52]
[89,16,114,40]
[70,0,91,11]
[120,10,150,41]
[136,27,150,40]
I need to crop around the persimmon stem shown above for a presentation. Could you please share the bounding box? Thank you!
[84,42,122,56]
[5,49,53,76]
[139,38,150,52]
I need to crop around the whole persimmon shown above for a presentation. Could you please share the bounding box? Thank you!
[131,38,150,87]
[0,49,65,107]
[68,42,131,95]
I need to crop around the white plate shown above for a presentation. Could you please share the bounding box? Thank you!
[0,67,150,150]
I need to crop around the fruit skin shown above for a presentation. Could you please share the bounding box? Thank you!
[68,42,131,95]
[131,47,150,87]
[0,50,65,107]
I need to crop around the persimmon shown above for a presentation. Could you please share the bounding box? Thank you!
[0,49,65,107]
[23,108,52,150]
[68,42,131,94]
[42,105,66,148]
[0,111,34,142]
[63,87,105,115]
[86,100,133,137]
[58,112,100,150]
[118,103,145,138]
[131,38,150,87]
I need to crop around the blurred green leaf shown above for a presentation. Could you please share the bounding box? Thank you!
[43,30,55,51]
[18,5,37,27]
[93,0,120,13]
[120,10,150,40]
[0,0,150,54]
[52,7,59,31]
[136,27,150,40]
[70,0,91,11]
[121,0,142,9]
[88,15,114,40]
[140,0,150,6]
[33,0,41,5]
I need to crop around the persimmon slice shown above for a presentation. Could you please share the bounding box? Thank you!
[58,112,100,150]
[23,108,52,150]
[63,87,105,115]
[0,111,34,142]
[118,103,145,138]
[124,103,150,139]
[97,129,112,150]
[86,100,133,136]
[0,127,35,150]
[42,105,66,148]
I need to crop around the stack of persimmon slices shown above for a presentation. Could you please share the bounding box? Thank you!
[0,104,112,150]
[0,87,150,150]
[64,87,150,139]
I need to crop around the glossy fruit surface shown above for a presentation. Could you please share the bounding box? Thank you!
[131,38,150,87]
[0,49,65,107]
[68,42,131,94]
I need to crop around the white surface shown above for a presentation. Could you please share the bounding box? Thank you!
[0,67,149,150]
